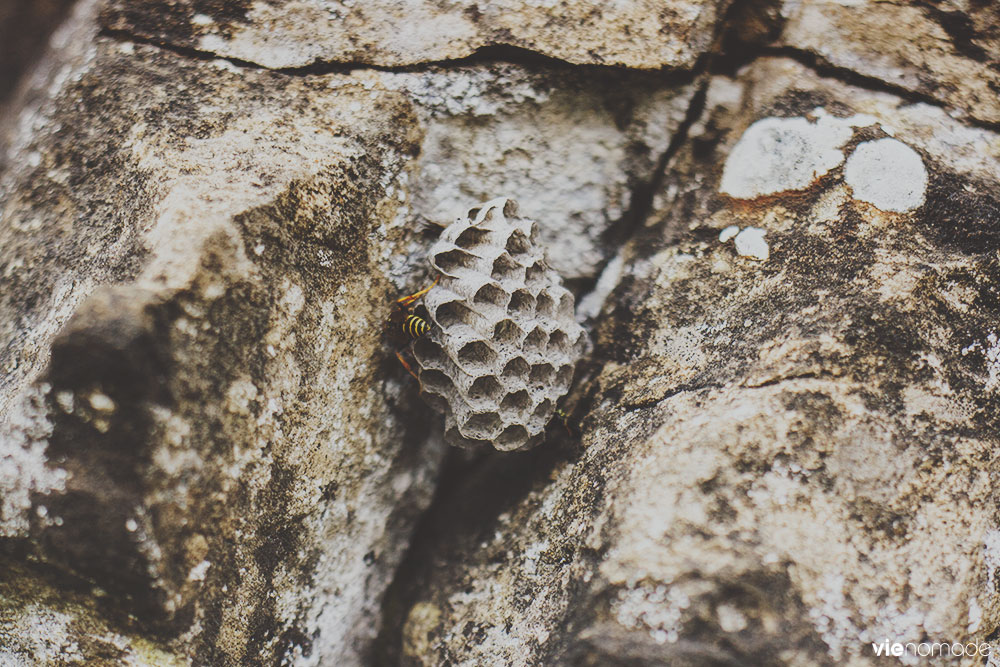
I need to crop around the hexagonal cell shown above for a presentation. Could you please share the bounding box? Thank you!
[433,300,479,329]
[500,390,531,414]
[536,291,556,318]
[525,261,546,288]
[555,364,574,390]
[493,319,525,345]
[559,291,575,318]
[419,368,456,396]
[456,225,492,250]
[446,426,491,450]
[530,363,555,386]
[412,336,447,365]
[474,283,509,307]
[419,389,451,414]
[532,399,553,420]
[434,247,479,273]
[524,327,548,353]
[548,330,568,353]
[502,357,530,381]
[464,411,502,439]
[509,289,535,315]
[505,229,531,256]
[496,424,529,450]
[458,340,498,369]
[492,252,522,281]
[468,375,503,402]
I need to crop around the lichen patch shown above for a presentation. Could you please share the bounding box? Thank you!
[720,113,865,199]
[844,138,927,213]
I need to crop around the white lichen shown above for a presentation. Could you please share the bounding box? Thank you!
[733,227,770,261]
[719,225,740,243]
[844,138,927,212]
[720,114,855,198]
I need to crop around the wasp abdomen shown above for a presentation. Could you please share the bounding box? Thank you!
[404,314,430,339]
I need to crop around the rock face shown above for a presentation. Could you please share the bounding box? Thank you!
[0,2,695,665]
[1,15,441,664]
[390,56,1000,666]
[100,0,733,70]
[774,0,1000,126]
[3,0,1000,665]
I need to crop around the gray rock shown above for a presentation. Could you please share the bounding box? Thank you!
[775,0,1000,126]
[394,57,1000,665]
[0,4,696,665]
[100,0,733,70]
[381,65,695,283]
[5,0,1000,664]
[0,556,185,666]
[0,26,441,666]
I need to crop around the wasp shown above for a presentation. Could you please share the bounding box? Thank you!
[391,275,439,383]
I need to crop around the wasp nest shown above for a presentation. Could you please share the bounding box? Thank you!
[413,198,588,451]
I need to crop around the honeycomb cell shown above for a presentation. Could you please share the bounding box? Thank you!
[524,328,547,353]
[494,319,525,345]
[458,341,498,370]
[530,363,555,386]
[474,283,508,307]
[469,375,503,401]
[434,300,479,329]
[434,247,479,273]
[502,357,530,381]
[456,225,492,249]
[500,390,531,413]
[413,197,588,451]
[548,331,568,353]
[509,289,535,315]
[492,252,522,281]
[536,291,556,318]
[465,411,502,438]
[525,262,546,288]
[497,424,530,450]
[505,229,532,255]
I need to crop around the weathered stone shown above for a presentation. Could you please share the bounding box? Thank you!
[0,26,442,666]
[0,0,77,104]
[393,57,1000,665]
[776,0,1000,126]
[0,557,185,666]
[378,65,695,283]
[0,3,696,663]
[100,0,733,70]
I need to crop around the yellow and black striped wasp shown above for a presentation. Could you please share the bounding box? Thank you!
[390,275,439,382]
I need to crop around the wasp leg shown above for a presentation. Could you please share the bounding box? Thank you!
[396,350,423,389]
[396,275,441,308]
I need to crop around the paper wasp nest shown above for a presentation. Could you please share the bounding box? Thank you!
[413,198,588,451]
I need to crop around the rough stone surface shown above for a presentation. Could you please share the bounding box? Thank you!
[776,0,1000,126]
[5,0,1000,665]
[377,65,695,283]
[0,24,440,666]
[100,0,732,70]
[414,198,587,451]
[0,0,77,103]
[0,557,184,666]
[392,57,1000,665]
[0,4,696,664]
